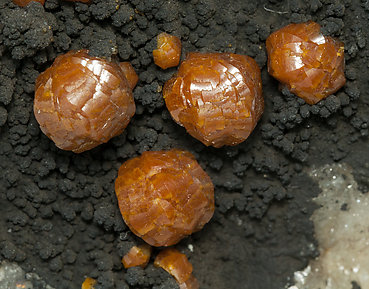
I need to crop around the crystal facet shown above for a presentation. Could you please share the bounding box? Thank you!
[153,32,181,69]
[163,52,264,148]
[115,149,214,247]
[34,50,135,153]
[266,21,346,104]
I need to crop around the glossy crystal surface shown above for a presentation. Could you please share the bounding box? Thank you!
[122,244,152,269]
[153,32,181,69]
[164,52,264,148]
[81,277,96,289]
[154,248,193,283]
[115,149,214,247]
[119,62,138,89]
[266,21,346,104]
[179,275,200,289]
[34,50,135,153]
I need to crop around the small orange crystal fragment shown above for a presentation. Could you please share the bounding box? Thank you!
[179,275,200,289]
[122,244,152,269]
[82,277,96,289]
[154,248,193,283]
[13,0,45,6]
[119,62,139,89]
[34,49,135,153]
[153,32,182,69]
[115,149,214,247]
[266,21,346,104]
[163,52,264,148]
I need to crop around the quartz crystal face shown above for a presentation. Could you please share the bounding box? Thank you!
[266,21,346,104]
[34,50,135,153]
[153,32,182,69]
[163,52,264,148]
[115,149,215,247]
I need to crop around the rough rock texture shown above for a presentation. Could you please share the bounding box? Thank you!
[290,163,369,289]
[13,0,45,8]
[0,0,368,289]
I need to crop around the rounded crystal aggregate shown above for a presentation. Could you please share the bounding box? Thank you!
[115,149,214,247]
[153,32,182,69]
[266,21,346,105]
[163,52,264,148]
[34,49,135,153]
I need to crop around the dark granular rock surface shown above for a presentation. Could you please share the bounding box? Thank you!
[0,0,368,289]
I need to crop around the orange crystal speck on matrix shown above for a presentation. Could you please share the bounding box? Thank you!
[122,244,152,269]
[119,62,139,89]
[81,277,96,289]
[163,52,264,148]
[34,49,135,153]
[154,248,193,284]
[153,32,182,69]
[13,0,45,7]
[266,21,346,104]
[115,149,214,247]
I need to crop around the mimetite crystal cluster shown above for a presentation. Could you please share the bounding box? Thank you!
[34,50,135,153]
[153,32,182,69]
[163,52,264,147]
[115,149,214,247]
[266,21,345,104]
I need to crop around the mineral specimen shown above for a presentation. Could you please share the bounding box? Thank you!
[179,275,200,289]
[81,277,96,289]
[115,149,214,247]
[34,49,135,153]
[266,21,346,104]
[163,52,264,147]
[153,32,182,69]
[155,248,198,288]
[122,244,152,269]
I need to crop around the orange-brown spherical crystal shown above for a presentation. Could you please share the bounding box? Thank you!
[13,0,45,7]
[266,21,346,105]
[34,50,135,153]
[163,52,264,148]
[153,32,182,69]
[115,149,214,247]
